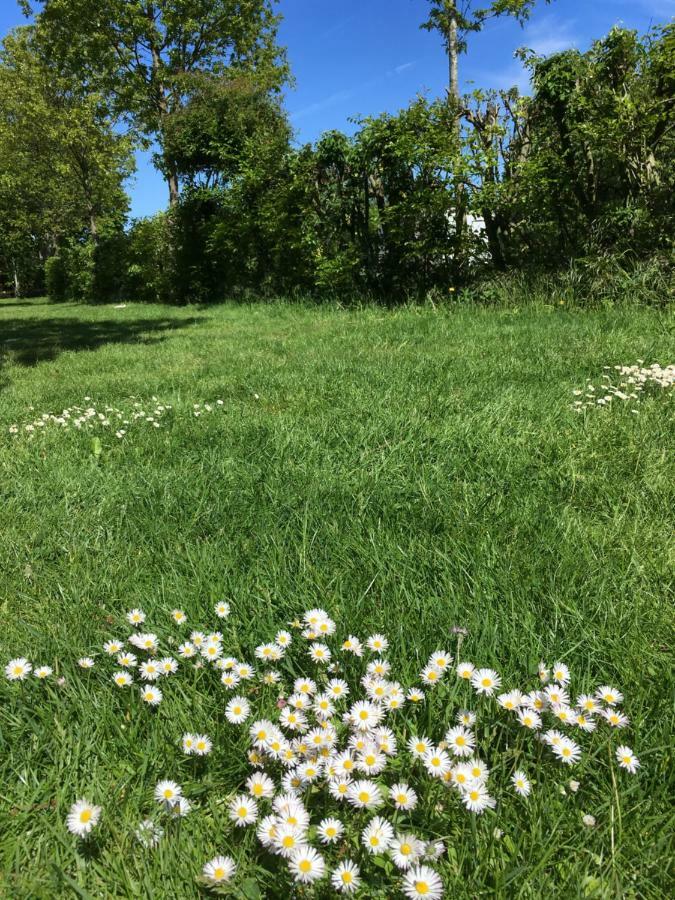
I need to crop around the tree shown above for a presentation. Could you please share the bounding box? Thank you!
[22,0,288,206]
[0,26,133,296]
[421,1,553,100]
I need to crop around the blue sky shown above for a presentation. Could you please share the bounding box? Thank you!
[1,0,673,217]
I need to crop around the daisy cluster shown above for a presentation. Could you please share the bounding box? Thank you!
[5,606,643,897]
[572,361,674,412]
[7,396,172,438]
[7,396,229,439]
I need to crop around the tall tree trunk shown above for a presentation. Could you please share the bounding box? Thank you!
[12,260,20,297]
[448,2,459,101]
[167,170,179,207]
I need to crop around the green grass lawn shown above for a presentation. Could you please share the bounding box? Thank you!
[0,297,673,898]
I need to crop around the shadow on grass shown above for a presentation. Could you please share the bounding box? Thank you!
[0,315,205,369]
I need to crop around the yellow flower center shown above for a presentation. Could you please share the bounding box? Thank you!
[79,810,92,823]
[342,872,353,883]
[401,843,411,855]
[470,790,479,801]
[282,836,294,848]
[456,736,466,746]
[481,678,491,687]
[359,710,369,721]
[213,868,225,880]
[416,882,430,895]
[358,791,370,803]
[299,860,311,874]
[238,807,248,818]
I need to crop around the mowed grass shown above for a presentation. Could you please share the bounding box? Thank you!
[0,297,673,899]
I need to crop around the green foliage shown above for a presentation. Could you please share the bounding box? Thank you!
[0,26,133,297]
[24,0,288,204]
[44,255,68,302]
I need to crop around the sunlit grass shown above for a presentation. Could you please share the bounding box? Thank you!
[0,297,673,898]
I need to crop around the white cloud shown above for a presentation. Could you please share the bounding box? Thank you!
[393,61,416,75]
[289,89,355,121]
[521,15,580,56]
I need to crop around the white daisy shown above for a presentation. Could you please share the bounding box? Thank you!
[423,748,452,778]
[214,601,231,619]
[341,635,363,656]
[396,728,423,757]
[512,770,531,797]
[402,864,444,899]
[159,657,178,675]
[331,860,361,893]
[329,777,352,802]
[309,642,331,664]
[597,685,623,706]
[193,734,212,755]
[257,815,279,847]
[275,630,292,648]
[456,661,475,680]
[456,709,476,726]
[517,708,542,730]
[140,685,162,705]
[553,737,581,764]
[429,650,453,671]
[347,779,383,810]
[103,640,123,655]
[390,783,418,810]
[154,781,182,806]
[246,772,275,799]
[226,696,250,724]
[139,660,161,681]
[66,799,101,837]
[366,633,389,654]
[391,833,424,869]
[318,817,344,844]
[616,745,640,774]
[407,688,425,703]
[126,608,146,626]
[34,665,53,679]
[78,658,95,669]
[471,668,501,695]
[274,823,306,857]
[552,662,571,684]
[444,726,475,758]
[178,641,197,659]
[289,846,325,884]
[112,670,133,687]
[544,684,569,707]
[170,609,187,624]
[461,783,493,814]
[229,794,258,826]
[576,694,601,715]
[602,709,630,728]
[117,652,137,668]
[349,700,383,731]
[361,815,394,854]
[202,855,236,886]
[420,664,443,686]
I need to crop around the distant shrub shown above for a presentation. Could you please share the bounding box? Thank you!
[44,254,68,302]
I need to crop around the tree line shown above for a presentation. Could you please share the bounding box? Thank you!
[0,1,673,303]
